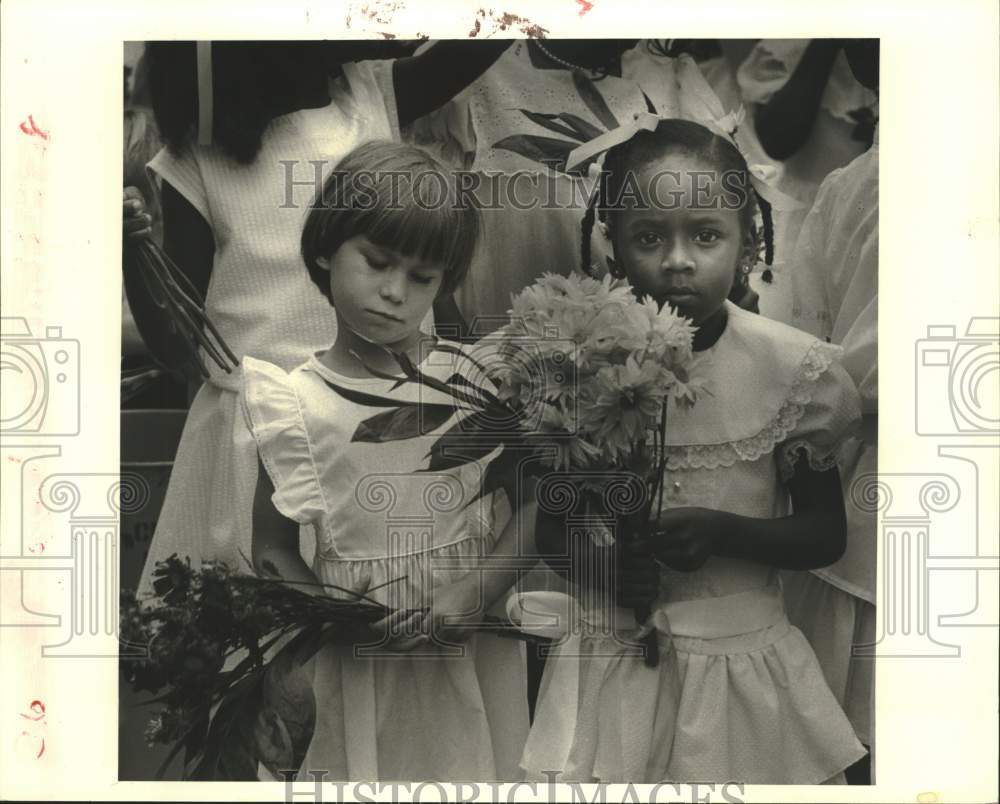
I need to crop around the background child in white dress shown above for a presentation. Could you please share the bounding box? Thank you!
[405,40,763,335]
[131,41,509,598]
[528,118,866,783]
[243,140,532,780]
[784,43,879,780]
[735,38,878,322]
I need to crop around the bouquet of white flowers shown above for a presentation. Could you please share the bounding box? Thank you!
[493,272,703,472]
[334,272,705,665]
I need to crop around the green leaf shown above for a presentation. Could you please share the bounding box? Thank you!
[425,438,507,473]
[320,378,421,408]
[556,112,605,141]
[352,404,458,443]
[347,352,410,388]
[156,712,207,780]
[445,373,502,407]
[430,341,496,380]
[297,624,343,665]
[188,672,265,780]
[402,360,497,410]
[447,405,522,437]
[572,72,620,131]
[492,134,577,172]
[463,448,520,507]
[518,109,585,140]
[435,440,547,513]
[254,639,317,776]
[492,134,600,178]
[389,347,418,378]
[423,408,523,472]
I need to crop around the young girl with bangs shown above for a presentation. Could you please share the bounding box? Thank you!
[132,41,509,600]
[242,140,532,781]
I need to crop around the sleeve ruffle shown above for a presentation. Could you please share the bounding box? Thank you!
[776,344,863,480]
[241,358,326,524]
[664,340,861,479]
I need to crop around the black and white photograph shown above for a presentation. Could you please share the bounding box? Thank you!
[118,37,879,785]
[2,2,997,802]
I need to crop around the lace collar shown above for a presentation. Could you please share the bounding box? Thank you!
[662,303,841,466]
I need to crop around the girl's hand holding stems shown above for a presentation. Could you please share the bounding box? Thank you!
[373,500,539,651]
[253,456,539,651]
[617,461,847,609]
[540,460,847,612]
[123,186,152,241]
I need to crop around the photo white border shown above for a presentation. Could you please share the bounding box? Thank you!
[2,0,997,801]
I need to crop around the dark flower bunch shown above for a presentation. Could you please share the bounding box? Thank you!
[120,555,393,780]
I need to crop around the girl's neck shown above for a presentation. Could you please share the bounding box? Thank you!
[692,305,728,352]
[321,321,432,379]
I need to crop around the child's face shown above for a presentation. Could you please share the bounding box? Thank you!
[611,152,747,325]
[319,236,445,347]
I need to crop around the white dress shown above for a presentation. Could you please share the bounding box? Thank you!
[737,40,877,207]
[784,134,878,750]
[735,40,878,322]
[405,42,712,331]
[518,303,867,784]
[240,349,529,781]
[137,61,402,597]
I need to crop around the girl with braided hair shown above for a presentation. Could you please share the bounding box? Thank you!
[528,117,867,783]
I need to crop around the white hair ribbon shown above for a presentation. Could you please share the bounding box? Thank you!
[566,54,805,212]
[745,162,803,212]
[196,41,213,146]
[566,111,660,172]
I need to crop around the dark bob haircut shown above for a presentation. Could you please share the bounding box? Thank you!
[301,140,481,305]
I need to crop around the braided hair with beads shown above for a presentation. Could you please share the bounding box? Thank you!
[580,118,776,301]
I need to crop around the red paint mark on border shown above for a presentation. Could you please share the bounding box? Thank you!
[471,8,549,37]
[18,701,47,759]
[21,701,46,720]
[576,0,594,14]
[19,732,46,758]
[19,115,49,140]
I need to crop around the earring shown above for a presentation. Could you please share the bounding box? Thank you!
[607,258,626,279]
